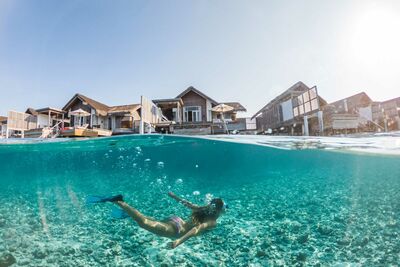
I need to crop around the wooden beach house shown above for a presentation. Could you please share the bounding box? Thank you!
[0,116,7,137]
[372,97,400,131]
[252,81,327,135]
[61,94,141,137]
[23,107,67,138]
[153,86,247,134]
[322,92,375,134]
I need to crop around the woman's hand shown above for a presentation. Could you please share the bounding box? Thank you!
[168,191,175,197]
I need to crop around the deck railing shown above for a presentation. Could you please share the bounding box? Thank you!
[40,121,63,138]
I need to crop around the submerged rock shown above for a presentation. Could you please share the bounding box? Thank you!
[256,250,267,258]
[0,253,16,267]
[296,252,307,262]
[353,236,369,247]
[32,248,47,259]
[386,220,397,228]
[297,233,309,244]
[317,224,333,235]
[337,238,351,246]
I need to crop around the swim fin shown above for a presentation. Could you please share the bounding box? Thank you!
[111,207,129,219]
[86,194,123,204]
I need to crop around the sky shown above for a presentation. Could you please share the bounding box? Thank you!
[1,0,400,117]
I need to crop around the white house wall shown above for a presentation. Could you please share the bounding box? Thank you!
[37,114,50,128]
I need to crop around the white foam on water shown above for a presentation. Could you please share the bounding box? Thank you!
[200,133,400,156]
[2,132,400,156]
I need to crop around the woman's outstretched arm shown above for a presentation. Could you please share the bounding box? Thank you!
[169,220,217,249]
[168,192,200,210]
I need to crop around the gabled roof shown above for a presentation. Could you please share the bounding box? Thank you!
[26,107,64,115]
[108,104,141,113]
[25,108,38,115]
[62,93,110,116]
[330,92,372,107]
[108,104,141,120]
[220,102,247,112]
[176,86,218,105]
[251,81,310,119]
[381,96,400,104]
[62,93,141,117]
[152,98,184,105]
[35,107,64,114]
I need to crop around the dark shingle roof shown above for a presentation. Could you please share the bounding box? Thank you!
[25,108,38,115]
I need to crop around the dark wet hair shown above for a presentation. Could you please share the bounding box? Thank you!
[191,198,224,224]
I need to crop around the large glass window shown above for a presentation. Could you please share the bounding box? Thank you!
[184,106,201,122]
[309,87,317,99]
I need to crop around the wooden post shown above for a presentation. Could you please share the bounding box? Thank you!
[384,118,388,132]
[139,96,144,134]
[318,111,324,136]
[303,115,309,136]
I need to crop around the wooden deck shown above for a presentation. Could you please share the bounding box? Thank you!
[61,128,98,137]
[94,128,113,137]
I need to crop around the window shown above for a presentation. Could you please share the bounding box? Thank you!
[172,108,177,122]
[304,102,311,113]
[297,95,304,105]
[299,105,304,115]
[309,87,317,99]
[293,107,299,117]
[184,106,201,122]
[311,98,319,111]
[303,91,310,102]
[73,115,86,126]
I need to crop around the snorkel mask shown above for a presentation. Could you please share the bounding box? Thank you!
[209,199,229,213]
[223,202,229,210]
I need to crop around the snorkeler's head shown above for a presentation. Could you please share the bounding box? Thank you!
[192,198,226,224]
[210,198,224,212]
[208,198,229,216]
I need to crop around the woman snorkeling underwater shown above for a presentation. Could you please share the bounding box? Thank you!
[87,192,227,249]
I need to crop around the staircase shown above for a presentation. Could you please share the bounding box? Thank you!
[40,122,62,139]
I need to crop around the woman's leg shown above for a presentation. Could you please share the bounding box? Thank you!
[115,201,176,237]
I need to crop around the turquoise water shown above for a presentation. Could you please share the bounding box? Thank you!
[0,135,399,266]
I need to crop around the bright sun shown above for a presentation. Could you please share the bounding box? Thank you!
[348,2,400,65]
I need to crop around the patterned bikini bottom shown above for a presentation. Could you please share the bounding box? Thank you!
[169,216,185,236]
